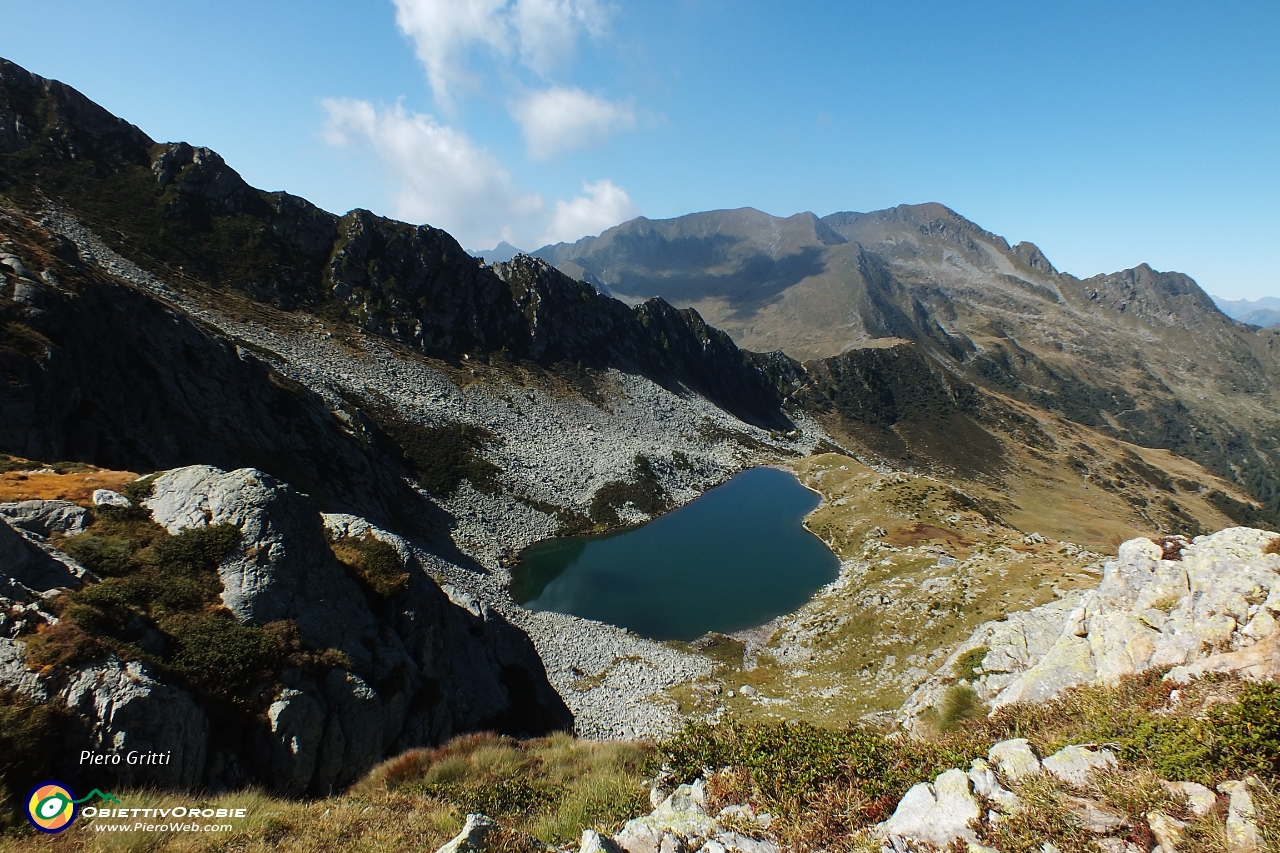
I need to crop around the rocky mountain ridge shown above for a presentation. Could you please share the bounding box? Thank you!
[537,206,1280,529]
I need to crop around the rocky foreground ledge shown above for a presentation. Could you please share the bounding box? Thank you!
[0,465,571,795]
[904,526,1280,720]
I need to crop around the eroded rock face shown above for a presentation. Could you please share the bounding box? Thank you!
[0,512,87,608]
[904,528,1280,717]
[0,465,571,795]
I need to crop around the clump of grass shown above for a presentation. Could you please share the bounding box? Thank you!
[1264,536,1280,556]
[953,646,989,681]
[978,772,1093,853]
[361,732,652,847]
[331,532,410,598]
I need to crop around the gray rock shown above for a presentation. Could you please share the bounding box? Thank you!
[969,759,1022,814]
[615,783,718,853]
[0,500,91,536]
[435,813,497,853]
[146,467,378,668]
[0,515,85,602]
[712,832,779,853]
[1065,796,1126,833]
[581,829,624,853]
[1162,780,1217,817]
[880,768,979,847]
[1041,745,1117,788]
[0,636,46,699]
[1095,840,1142,853]
[266,688,326,796]
[1218,780,1262,853]
[904,528,1280,720]
[1147,811,1187,853]
[61,657,208,789]
[91,488,132,508]
[0,253,31,278]
[988,738,1041,783]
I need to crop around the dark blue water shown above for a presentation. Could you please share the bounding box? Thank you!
[511,467,839,640]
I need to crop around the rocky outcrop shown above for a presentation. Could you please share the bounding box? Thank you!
[0,511,87,608]
[0,465,571,795]
[873,741,1246,853]
[611,780,779,853]
[903,528,1280,718]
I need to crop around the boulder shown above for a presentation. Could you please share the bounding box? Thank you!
[0,514,86,603]
[91,489,131,508]
[146,467,378,668]
[1147,811,1186,853]
[905,528,1280,718]
[988,738,1041,783]
[0,499,91,536]
[968,759,1022,814]
[1041,745,1117,788]
[1161,780,1217,817]
[581,829,624,853]
[61,656,209,789]
[879,768,980,847]
[2,464,570,796]
[435,813,496,853]
[1219,780,1262,853]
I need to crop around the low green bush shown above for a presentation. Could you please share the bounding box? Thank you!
[162,612,283,696]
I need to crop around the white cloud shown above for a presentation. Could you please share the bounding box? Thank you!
[323,97,541,248]
[392,0,609,106]
[322,99,636,250]
[543,179,638,245]
[510,0,609,76]
[514,86,636,159]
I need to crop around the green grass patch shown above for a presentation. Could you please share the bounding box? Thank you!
[953,646,989,681]
[366,404,502,497]
[331,532,410,598]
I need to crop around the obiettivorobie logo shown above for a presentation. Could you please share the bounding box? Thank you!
[25,783,247,835]
[26,784,119,833]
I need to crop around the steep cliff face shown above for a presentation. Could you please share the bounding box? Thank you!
[0,212,442,534]
[0,58,797,430]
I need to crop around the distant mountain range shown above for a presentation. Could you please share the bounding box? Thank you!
[1211,295,1280,328]
[536,206,1280,522]
[473,240,523,264]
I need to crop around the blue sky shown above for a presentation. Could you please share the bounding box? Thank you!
[3,1,1278,299]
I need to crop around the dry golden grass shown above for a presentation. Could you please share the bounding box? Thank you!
[0,459,140,506]
[1265,536,1280,556]
[0,733,652,853]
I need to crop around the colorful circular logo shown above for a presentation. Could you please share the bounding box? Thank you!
[27,782,77,833]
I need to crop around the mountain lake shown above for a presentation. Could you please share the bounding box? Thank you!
[511,466,839,640]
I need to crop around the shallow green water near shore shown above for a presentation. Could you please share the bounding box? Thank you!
[511,466,839,640]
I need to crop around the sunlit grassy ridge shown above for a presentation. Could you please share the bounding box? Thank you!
[1,734,653,852]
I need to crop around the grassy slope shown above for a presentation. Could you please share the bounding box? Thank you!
[668,414,1251,724]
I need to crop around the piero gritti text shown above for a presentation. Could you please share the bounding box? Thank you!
[80,750,173,766]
